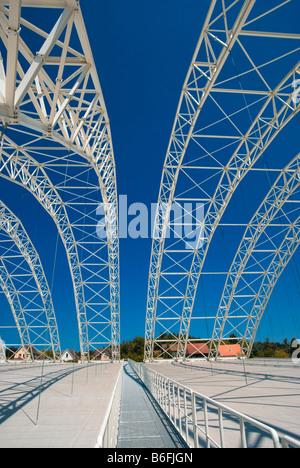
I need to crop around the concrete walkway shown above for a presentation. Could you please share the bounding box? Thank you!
[117,363,186,448]
[0,362,122,448]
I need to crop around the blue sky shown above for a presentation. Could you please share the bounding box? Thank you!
[81,0,300,346]
[81,0,215,345]
[1,0,300,351]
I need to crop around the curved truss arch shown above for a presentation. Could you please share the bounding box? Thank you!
[210,153,300,359]
[0,0,120,360]
[0,259,31,351]
[0,129,118,360]
[0,200,61,357]
[0,135,90,356]
[145,0,300,360]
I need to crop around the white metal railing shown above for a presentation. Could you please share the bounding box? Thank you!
[128,360,299,449]
[282,435,300,448]
[95,363,123,448]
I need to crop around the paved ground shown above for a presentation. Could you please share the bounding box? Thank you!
[2,358,299,448]
[146,358,300,446]
[117,363,186,448]
[0,361,122,448]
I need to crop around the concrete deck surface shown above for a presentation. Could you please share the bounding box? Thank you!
[0,361,122,448]
[146,358,300,445]
[2,358,299,449]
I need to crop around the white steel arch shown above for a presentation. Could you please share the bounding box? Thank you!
[0,0,120,360]
[0,259,31,351]
[0,336,5,361]
[210,153,300,359]
[145,0,300,360]
[0,200,61,357]
[0,136,92,358]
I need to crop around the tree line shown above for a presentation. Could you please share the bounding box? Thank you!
[120,336,299,361]
[250,337,298,358]
[5,336,298,361]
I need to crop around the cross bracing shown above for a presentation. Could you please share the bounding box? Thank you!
[0,0,120,360]
[0,200,61,358]
[211,153,300,359]
[145,0,300,361]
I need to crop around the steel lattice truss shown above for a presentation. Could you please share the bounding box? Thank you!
[0,0,120,360]
[0,200,61,358]
[211,154,300,359]
[0,336,5,360]
[145,0,300,360]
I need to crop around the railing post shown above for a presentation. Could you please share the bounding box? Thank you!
[203,399,210,448]
[282,438,288,449]
[191,391,198,448]
[172,382,175,425]
[184,388,188,443]
[219,408,225,448]
[159,375,162,405]
[240,418,247,448]
[178,386,182,436]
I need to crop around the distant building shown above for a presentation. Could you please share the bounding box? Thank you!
[14,346,41,361]
[186,343,243,358]
[186,343,210,358]
[218,344,243,358]
[93,347,112,361]
[158,342,243,359]
[161,342,210,358]
[60,349,79,362]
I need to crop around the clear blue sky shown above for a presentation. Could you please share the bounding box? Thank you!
[1,0,300,351]
[81,0,300,346]
[81,0,216,345]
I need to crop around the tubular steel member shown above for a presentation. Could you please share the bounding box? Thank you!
[0,200,61,358]
[210,153,300,359]
[145,0,300,361]
[0,0,120,360]
[0,336,5,361]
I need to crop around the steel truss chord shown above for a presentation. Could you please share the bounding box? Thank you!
[0,259,31,353]
[210,153,300,359]
[0,137,91,357]
[0,335,5,361]
[0,0,120,360]
[0,200,61,358]
[145,0,300,361]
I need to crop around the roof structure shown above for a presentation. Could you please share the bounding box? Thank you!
[144,0,300,361]
[0,0,120,360]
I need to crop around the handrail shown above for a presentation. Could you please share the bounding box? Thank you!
[282,435,300,448]
[95,363,123,448]
[128,360,299,449]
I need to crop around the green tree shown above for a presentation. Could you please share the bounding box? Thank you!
[120,336,145,362]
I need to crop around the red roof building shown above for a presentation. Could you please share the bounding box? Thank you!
[186,343,210,357]
[218,344,243,357]
[157,342,243,359]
